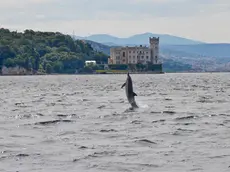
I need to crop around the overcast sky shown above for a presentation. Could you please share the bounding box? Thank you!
[0,0,229,43]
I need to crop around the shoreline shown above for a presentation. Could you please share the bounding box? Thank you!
[0,72,164,76]
[1,71,230,76]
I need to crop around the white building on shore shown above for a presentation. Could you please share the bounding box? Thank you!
[109,37,159,65]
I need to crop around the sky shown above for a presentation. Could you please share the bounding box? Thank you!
[0,0,229,43]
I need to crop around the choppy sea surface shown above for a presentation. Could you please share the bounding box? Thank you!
[0,73,230,172]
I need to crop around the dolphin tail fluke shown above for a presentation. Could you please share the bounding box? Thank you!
[133,92,137,96]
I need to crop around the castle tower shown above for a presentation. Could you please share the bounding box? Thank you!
[149,37,159,64]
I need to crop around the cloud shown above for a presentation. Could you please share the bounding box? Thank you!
[0,0,54,8]
[1,0,229,21]
[0,0,230,42]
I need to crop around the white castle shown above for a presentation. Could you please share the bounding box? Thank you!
[109,37,159,65]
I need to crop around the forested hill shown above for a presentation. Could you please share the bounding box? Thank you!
[0,28,109,74]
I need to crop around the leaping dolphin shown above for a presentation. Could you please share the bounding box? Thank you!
[121,72,139,108]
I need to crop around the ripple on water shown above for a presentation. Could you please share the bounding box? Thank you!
[175,115,198,121]
[162,110,176,115]
[34,119,74,126]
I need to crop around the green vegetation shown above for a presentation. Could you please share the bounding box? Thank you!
[0,28,109,74]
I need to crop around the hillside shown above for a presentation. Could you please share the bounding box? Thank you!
[162,44,230,58]
[83,40,111,55]
[74,32,204,46]
[0,28,109,74]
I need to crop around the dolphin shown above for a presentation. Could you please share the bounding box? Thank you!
[121,72,139,108]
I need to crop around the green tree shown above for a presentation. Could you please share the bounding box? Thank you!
[53,61,64,73]
[4,58,16,67]
[45,63,53,74]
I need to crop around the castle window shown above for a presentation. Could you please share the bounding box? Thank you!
[146,56,149,59]
[133,51,135,53]
[129,51,131,53]
[123,52,125,57]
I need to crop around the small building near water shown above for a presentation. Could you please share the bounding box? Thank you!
[85,60,96,66]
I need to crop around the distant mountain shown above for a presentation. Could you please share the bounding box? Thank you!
[162,44,230,58]
[74,32,204,46]
[160,44,230,72]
